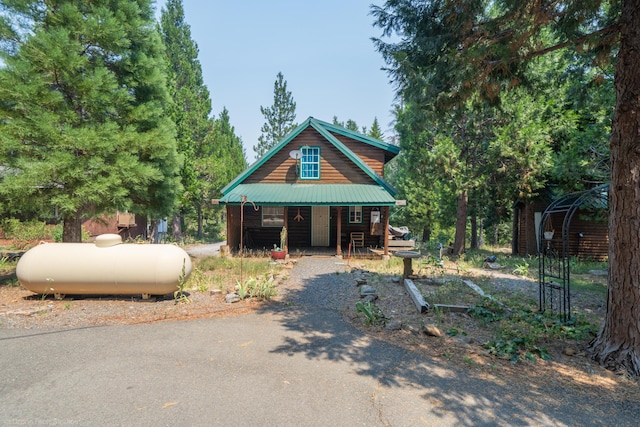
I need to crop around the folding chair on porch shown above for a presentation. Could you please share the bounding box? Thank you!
[350,232,365,249]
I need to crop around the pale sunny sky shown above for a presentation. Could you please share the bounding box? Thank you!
[155,0,397,162]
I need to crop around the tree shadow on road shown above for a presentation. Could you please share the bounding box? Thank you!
[257,257,638,427]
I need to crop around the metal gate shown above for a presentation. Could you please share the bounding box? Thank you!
[538,184,608,321]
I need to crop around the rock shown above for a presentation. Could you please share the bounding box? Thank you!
[405,324,419,335]
[452,335,474,345]
[225,292,241,303]
[483,262,503,270]
[391,277,400,283]
[386,320,403,331]
[362,294,378,303]
[359,285,377,297]
[355,278,367,286]
[423,324,443,337]
[210,289,222,296]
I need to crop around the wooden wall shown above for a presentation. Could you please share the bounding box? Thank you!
[516,204,608,261]
[543,213,608,261]
[330,132,386,176]
[245,128,378,184]
[82,213,147,240]
[235,205,385,250]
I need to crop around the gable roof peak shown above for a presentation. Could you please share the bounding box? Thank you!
[221,116,398,195]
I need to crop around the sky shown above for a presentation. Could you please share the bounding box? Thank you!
[155,0,397,162]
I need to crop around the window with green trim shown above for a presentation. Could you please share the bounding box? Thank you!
[300,146,320,179]
[348,206,363,224]
[262,206,284,227]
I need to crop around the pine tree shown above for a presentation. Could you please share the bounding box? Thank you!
[255,72,297,157]
[192,108,247,238]
[373,0,640,376]
[368,117,384,140]
[160,0,212,239]
[0,0,180,242]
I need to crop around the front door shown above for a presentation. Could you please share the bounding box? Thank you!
[311,206,330,246]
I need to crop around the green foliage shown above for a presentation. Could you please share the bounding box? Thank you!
[368,117,384,140]
[236,278,250,300]
[236,275,277,301]
[469,299,598,363]
[50,223,89,243]
[197,256,274,279]
[355,301,387,326]
[1,219,49,243]
[0,0,181,241]
[255,72,297,157]
[415,255,445,277]
[512,261,530,277]
[174,259,191,304]
[161,0,246,241]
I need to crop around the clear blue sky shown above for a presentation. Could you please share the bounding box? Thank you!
[155,0,397,162]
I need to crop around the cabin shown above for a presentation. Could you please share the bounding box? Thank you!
[513,185,608,261]
[219,117,401,257]
[82,211,147,241]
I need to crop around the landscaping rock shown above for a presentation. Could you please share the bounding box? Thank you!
[355,278,367,286]
[423,324,443,337]
[362,294,378,303]
[359,285,377,297]
[386,319,403,331]
[225,292,241,304]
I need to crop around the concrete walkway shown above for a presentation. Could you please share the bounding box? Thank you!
[0,258,636,426]
[185,241,226,258]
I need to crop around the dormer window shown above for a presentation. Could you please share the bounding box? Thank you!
[300,146,320,179]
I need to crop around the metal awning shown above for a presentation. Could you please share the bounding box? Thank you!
[219,183,397,206]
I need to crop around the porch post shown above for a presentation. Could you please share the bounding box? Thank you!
[384,206,390,256]
[283,206,289,252]
[336,206,342,256]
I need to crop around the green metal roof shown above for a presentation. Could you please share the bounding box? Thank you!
[221,117,398,196]
[219,183,397,206]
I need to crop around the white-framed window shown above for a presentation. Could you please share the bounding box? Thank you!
[262,206,284,227]
[348,206,363,224]
[300,146,320,179]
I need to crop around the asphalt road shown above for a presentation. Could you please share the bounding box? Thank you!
[1,257,637,426]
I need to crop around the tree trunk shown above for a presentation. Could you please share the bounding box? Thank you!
[196,205,203,240]
[422,226,431,243]
[62,214,83,243]
[588,0,640,376]
[524,203,538,255]
[171,214,182,241]
[452,190,467,255]
[470,211,478,249]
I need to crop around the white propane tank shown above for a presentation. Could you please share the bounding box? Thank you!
[16,234,193,298]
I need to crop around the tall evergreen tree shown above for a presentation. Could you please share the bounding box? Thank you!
[373,0,640,376]
[368,117,384,140]
[0,0,180,242]
[255,72,297,157]
[160,0,212,239]
[192,108,247,238]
